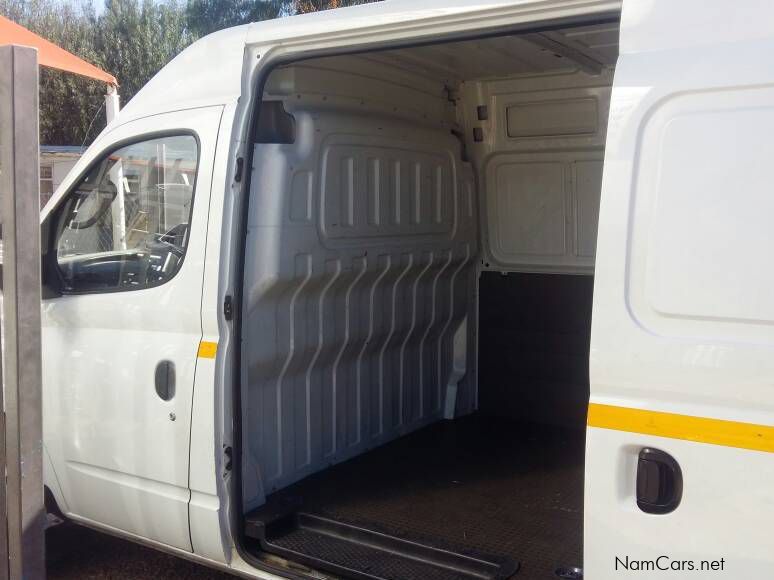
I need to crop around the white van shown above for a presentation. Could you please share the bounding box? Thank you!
[39,0,774,578]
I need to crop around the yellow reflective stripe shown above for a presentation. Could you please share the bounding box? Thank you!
[587,403,774,453]
[197,341,218,359]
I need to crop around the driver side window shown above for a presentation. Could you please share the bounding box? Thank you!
[55,134,198,292]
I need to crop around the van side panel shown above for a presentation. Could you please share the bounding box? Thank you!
[241,65,477,506]
[587,1,774,577]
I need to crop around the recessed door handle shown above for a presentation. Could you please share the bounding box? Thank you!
[154,360,176,401]
[636,448,682,514]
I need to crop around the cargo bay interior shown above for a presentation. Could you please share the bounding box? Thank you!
[240,19,618,580]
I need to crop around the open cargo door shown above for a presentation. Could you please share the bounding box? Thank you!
[587,1,774,578]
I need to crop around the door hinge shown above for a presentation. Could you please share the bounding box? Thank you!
[224,295,234,321]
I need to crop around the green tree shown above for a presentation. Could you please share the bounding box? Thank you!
[0,0,382,145]
[0,0,194,145]
[0,0,106,146]
[186,0,284,38]
[96,0,193,110]
[294,0,378,14]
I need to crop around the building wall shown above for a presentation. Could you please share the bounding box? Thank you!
[40,151,80,208]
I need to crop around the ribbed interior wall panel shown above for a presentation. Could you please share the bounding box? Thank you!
[241,90,478,505]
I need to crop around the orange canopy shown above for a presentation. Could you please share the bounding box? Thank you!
[0,15,117,85]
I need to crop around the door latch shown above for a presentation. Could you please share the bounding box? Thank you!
[636,448,682,514]
[234,157,244,183]
[154,360,176,401]
[224,295,234,321]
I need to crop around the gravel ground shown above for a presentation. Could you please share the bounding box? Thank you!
[46,522,235,579]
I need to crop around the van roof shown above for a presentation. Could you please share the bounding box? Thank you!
[115,0,619,127]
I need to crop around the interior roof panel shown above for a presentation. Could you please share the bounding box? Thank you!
[308,21,620,86]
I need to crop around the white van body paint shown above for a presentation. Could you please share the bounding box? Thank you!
[40,1,774,578]
[42,106,223,551]
[587,1,774,578]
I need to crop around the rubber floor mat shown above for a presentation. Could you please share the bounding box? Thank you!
[259,414,584,580]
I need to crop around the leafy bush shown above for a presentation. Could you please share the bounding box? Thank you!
[0,0,379,145]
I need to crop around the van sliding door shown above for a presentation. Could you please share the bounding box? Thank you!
[587,1,774,578]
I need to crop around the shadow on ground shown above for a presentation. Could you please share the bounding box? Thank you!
[47,522,234,579]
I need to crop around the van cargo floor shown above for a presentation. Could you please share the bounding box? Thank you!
[246,415,584,580]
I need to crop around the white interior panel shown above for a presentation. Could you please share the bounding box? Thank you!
[485,150,603,271]
[242,66,477,508]
[562,23,620,63]
[359,25,618,86]
[464,70,612,273]
[506,98,598,138]
[574,160,603,259]
[321,141,454,240]
[266,29,618,275]
[494,161,567,258]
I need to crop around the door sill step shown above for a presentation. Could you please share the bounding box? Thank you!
[245,506,519,580]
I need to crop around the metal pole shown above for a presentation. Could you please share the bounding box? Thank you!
[0,45,46,580]
[0,288,6,580]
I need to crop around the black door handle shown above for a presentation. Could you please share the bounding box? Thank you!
[154,360,176,401]
[636,448,682,514]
